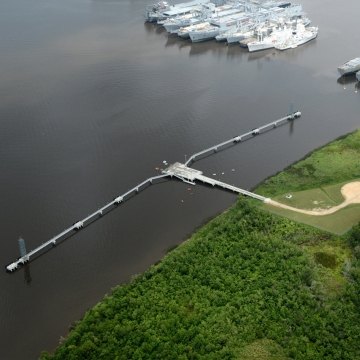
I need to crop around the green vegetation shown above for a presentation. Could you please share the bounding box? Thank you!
[41,130,360,359]
[263,199,360,235]
[256,130,360,197]
[257,130,360,234]
[41,200,360,360]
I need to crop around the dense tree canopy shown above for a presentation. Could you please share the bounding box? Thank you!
[41,200,360,359]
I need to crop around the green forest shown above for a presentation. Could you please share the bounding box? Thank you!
[41,130,360,360]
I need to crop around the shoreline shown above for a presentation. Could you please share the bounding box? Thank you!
[41,129,360,359]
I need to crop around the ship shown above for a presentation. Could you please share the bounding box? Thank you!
[338,58,360,76]
[275,23,318,50]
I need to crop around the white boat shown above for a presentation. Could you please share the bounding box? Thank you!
[338,58,360,76]
[162,3,240,33]
[145,0,210,23]
[190,12,248,42]
[225,29,254,43]
[145,1,170,22]
[247,24,282,52]
[163,11,203,33]
[221,19,256,43]
[177,21,210,38]
[189,23,221,42]
[275,23,318,50]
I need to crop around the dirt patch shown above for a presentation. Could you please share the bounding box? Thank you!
[267,181,360,216]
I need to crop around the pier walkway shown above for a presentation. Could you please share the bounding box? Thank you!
[163,162,269,201]
[185,111,301,166]
[6,111,300,273]
[5,174,168,272]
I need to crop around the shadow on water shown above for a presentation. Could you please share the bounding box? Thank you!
[337,74,357,86]
[337,74,360,93]
[24,263,32,285]
[163,34,253,59]
[143,22,166,34]
[161,27,319,61]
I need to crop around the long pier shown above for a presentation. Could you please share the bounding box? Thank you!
[185,111,301,166]
[6,111,300,273]
[5,174,168,272]
[163,162,270,201]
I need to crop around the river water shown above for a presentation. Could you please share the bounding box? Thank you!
[0,0,359,358]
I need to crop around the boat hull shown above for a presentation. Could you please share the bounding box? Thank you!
[247,42,274,52]
[189,28,219,42]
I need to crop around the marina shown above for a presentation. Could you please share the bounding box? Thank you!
[146,0,317,50]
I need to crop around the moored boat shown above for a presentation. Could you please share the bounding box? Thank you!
[275,23,318,50]
[338,58,360,76]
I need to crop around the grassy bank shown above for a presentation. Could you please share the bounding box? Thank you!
[256,129,360,197]
[257,130,360,234]
[41,131,360,359]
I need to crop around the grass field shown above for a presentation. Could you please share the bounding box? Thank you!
[256,130,360,198]
[263,198,360,235]
[256,130,360,234]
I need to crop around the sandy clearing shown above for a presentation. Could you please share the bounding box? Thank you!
[266,181,360,216]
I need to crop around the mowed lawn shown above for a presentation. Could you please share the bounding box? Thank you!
[263,200,360,234]
[256,130,360,234]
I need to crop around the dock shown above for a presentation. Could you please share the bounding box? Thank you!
[6,111,300,273]
[163,162,270,201]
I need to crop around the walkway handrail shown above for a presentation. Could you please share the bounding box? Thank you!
[6,174,169,272]
[185,111,301,166]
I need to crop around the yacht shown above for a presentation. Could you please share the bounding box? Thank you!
[338,58,360,76]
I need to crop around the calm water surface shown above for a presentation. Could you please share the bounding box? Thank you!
[0,0,359,358]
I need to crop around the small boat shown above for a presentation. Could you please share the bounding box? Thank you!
[338,58,360,76]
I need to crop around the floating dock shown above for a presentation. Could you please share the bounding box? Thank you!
[6,111,300,273]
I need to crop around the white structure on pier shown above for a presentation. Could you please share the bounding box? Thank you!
[163,162,270,201]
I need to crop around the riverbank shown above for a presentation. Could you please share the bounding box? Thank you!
[41,131,360,359]
[257,129,360,234]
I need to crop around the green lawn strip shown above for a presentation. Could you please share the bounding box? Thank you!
[263,202,360,235]
[271,187,337,210]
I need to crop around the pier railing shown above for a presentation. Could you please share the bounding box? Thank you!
[185,111,301,166]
